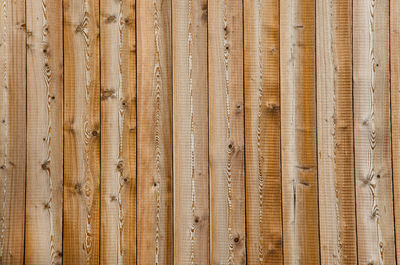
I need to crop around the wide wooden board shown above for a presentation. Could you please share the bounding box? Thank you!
[137,0,173,263]
[63,0,101,263]
[354,0,396,263]
[100,0,136,263]
[280,0,320,263]
[209,0,246,263]
[0,0,26,263]
[173,0,209,264]
[244,0,282,263]
[316,0,357,263]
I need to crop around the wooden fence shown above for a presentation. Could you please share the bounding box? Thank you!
[1,0,399,264]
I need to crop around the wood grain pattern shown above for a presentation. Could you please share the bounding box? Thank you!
[244,0,282,264]
[100,0,136,263]
[316,0,357,263]
[354,0,396,263]
[25,0,63,263]
[391,0,400,263]
[137,0,173,264]
[4,2,400,263]
[209,0,246,263]
[172,0,209,264]
[280,0,320,263]
[63,0,100,263]
[0,0,26,263]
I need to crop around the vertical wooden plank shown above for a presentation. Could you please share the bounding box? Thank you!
[209,0,245,263]
[280,0,319,263]
[316,0,357,263]
[0,0,26,263]
[172,0,209,264]
[99,0,136,263]
[25,0,63,263]
[64,0,100,263]
[244,0,282,264]
[137,0,173,263]
[354,0,396,263]
[391,0,400,263]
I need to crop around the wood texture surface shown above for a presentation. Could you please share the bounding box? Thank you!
[0,0,26,263]
[3,2,400,264]
[100,0,136,264]
[316,0,357,264]
[280,0,320,263]
[172,0,209,264]
[25,0,63,263]
[63,0,101,263]
[244,0,282,264]
[209,0,246,263]
[137,0,173,264]
[354,0,396,263]
[391,0,400,263]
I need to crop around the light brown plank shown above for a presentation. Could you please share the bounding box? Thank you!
[100,0,136,263]
[280,0,320,263]
[209,0,246,263]
[353,0,395,263]
[25,0,63,263]
[137,0,173,263]
[316,0,357,263]
[63,0,101,263]
[0,0,26,263]
[244,0,282,264]
[172,0,209,264]
[391,0,400,263]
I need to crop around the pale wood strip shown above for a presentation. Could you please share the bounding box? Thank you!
[137,0,173,263]
[99,0,136,263]
[25,0,63,263]
[391,0,400,263]
[172,0,209,264]
[280,0,320,263]
[63,0,101,263]
[0,0,26,263]
[244,0,282,263]
[208,0,246,263]
[353,0,396,263]
[316,0,357,263]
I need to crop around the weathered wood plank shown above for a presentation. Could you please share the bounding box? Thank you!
[353,0,395,263]
[280,0,320,263]
[25,0,63,263]
[316,0,357,263]
[244,0,282,264]
[63,0,101,263]
[172,0,209,264]
[100,0,136,263]
[0,0,26,263]
[391,0,400,263]
[137,0,173,263]
[209,0,245,263]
